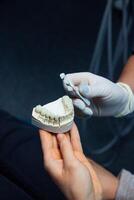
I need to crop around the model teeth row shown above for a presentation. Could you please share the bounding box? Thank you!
[62,95,73,112]
[33,100,74,127]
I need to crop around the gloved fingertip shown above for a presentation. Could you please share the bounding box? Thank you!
[73,99,86,110]
[79,84,90,98]
[83,107,93,116]
[67,86,73,92]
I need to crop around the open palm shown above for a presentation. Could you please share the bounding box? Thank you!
[40,123,102,200]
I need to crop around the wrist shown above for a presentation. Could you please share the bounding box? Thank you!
[69,194,95,200]
[88,159,118,200]
[103,178,119,200]
[118,55,134,92]
[115,82,134,117]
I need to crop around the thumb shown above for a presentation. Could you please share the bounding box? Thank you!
[62,79,78,98]
[57,134,75,168]
[79,84,105,99]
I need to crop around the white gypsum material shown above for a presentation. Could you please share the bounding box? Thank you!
[32,95,74,133]
[60,73,90,107]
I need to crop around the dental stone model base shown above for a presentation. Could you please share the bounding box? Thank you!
[32,96,74,133]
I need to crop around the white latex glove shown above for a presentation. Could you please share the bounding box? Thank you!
[62,72,134,117]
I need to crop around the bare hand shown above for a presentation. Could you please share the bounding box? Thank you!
[39,123,102,200]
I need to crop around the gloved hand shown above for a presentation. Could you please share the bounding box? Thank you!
[62,72,134,117]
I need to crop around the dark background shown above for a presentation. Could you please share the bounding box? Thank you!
[0,0,105,119]
[0,0,134,175]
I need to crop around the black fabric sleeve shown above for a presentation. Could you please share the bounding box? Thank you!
[0,110,65,200]
[131,42,134,55]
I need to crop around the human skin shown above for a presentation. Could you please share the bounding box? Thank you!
[87,159,119,200]
[118,55,134,91]
[39,123,118,200]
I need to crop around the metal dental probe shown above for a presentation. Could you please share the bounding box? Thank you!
[60,73,91,107]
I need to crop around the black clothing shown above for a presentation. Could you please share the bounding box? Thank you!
[0,110,65,200]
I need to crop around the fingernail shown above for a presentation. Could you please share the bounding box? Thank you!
[57,134,64,140]
[79,84,89,95]
[83,107,93,116]
[73,99,86,110]
[67,86,73,92]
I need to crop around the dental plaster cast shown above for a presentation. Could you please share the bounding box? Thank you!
[32,96,74,133]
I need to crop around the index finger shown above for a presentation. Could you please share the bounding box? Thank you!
[70,123,83,153]
[39,130,53,162]
[64,73,90,86]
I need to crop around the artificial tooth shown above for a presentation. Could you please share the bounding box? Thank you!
[43,117,48,123]
[49,118,53,124]
[54,115,58,121]
[32,95,74,133]
[46,111,52,118]
[35,105,42,113]
[41,109,46,116]
[62,96,73,113]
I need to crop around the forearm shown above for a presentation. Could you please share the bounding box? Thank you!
[118,55,134,92]
[87,159,119,200]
